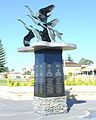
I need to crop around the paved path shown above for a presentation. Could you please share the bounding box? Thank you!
[0,98,96,120]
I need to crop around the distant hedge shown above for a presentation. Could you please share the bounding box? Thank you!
[64,77,96,86]
[7,78,34,87]
[1,77,96,87]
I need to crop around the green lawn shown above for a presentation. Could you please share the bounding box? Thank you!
[0,79,34,86]
[0,79,8,86]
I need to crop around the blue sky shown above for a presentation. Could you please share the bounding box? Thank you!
[0,0,96,71]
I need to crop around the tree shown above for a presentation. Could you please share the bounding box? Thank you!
[0,39,7,72]
[79,58,93,65]
[26,70,31,75]
[66,54,73,62]
[11,69,15,72]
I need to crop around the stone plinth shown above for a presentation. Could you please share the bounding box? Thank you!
[32,96,67,115]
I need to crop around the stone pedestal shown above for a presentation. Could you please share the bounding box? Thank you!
[18,41,77,114]
[32,96,67,115]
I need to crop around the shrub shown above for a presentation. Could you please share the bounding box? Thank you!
[14,81,20,86]
[67,72,72,78]
[65,77,96,86]
[20,81,27,86]
[27,78,34,86]
[7,78,34,87]
[7,79,14,87]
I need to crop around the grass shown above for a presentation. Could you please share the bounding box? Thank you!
[0,78,34,86]
[0,79,8,86]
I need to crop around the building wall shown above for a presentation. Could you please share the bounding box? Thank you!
[64,61,81,75]
[64,67,81,75]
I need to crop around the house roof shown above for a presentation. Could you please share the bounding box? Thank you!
[81,65,96,71]
[65,61,81,67]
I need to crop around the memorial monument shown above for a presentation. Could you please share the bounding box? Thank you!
[18,4,77,114]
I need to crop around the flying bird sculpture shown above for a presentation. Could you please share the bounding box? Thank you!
[18,4,63,46]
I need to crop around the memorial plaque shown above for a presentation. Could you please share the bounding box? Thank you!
[38,77,44,96]
[55,84,63,94]
[34,82,38,96]
[39,83,43,96]
[34,65,39,96]
[46,77,54,96]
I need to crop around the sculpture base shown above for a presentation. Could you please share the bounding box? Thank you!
[32,96,67,115]
[18,41,77,53]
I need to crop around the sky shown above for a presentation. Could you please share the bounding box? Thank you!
[0,0,96,71]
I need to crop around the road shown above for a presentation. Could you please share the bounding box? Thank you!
[0,98,96,120]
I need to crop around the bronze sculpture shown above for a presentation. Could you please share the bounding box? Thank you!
[18,4,63,46]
